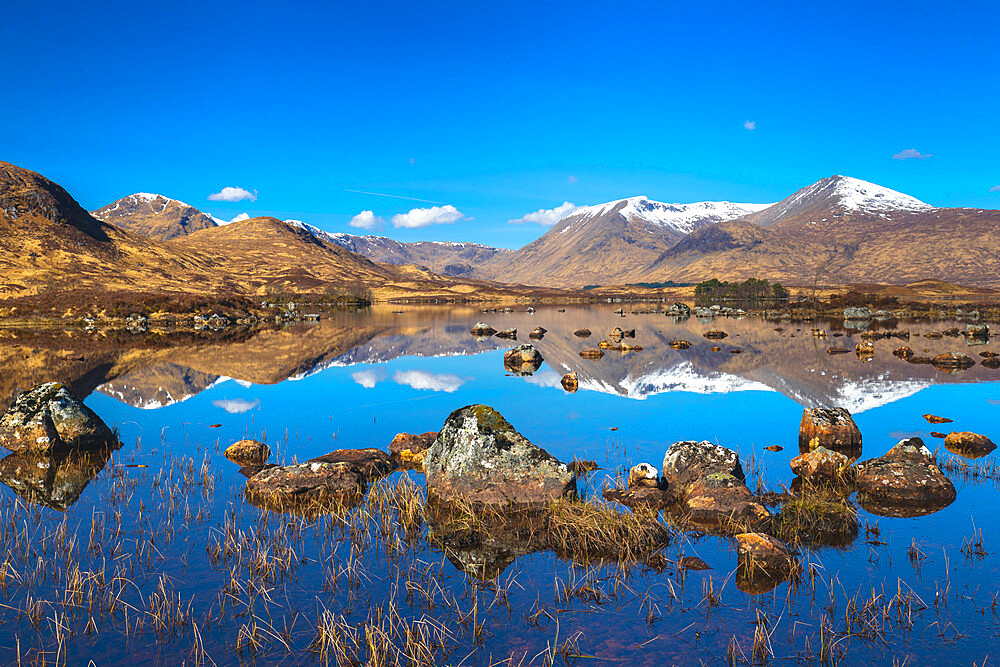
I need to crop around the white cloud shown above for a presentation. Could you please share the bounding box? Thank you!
[509,201,579,226]
[393,370,465,392]
[990,185,1000,193]
[567,175,578,184]
[744,120,756,130]
[215,212,251,226]
[892,148,932,160]
[349,210,383,230]
[523,369,563,388]
[211,398,259,414]
[351,370,383,389]
[208,186,258,202]
[391,205,466,229]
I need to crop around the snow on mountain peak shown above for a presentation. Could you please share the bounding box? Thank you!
[560,196,772,235]
[827,175,932,212]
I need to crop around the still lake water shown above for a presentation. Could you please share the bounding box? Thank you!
[1,304,999,664]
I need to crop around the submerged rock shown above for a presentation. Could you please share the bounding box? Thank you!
[422,405,575,504]
[790,446,851,482]
[854,437,956,511]
[683,473,770,528]
[798,407,861,455]
[245,461,366,511]
[944,431,997,458]
[572,328,592,338]
[736,532,799,594]
[528,326,547,340]
[703,330,728,340]
[224,439,270,465]
[503,344,543,376]
[923,414,953,424]
[308,448,393,481]
[0,383,116,454]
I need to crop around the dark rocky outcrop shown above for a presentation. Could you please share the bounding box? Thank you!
[798,407,861,455]
[683,473,770,528]
[308,448,393,481]
[422,405,575,504]
[245,461,366,512]
[0,383,116,454]
[572,328,592,338]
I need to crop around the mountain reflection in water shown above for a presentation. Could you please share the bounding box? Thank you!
[37,305,999,413]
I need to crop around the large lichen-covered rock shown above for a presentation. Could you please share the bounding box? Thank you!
[661,440,744,493]
[0,382,116,453]
[853,437,956,510]
[798,407,861,455]
[422,405,575,504]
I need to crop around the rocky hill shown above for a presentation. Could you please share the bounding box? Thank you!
[483,197,771,287]
[92,193,220,240]
[0,161,563,302]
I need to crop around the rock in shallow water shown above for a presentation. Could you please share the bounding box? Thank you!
[422,404,575,504]
[798,407,861,455]
[0,382,116,454]
[661,440,744,494]
[224,439,270,465]
[790,446,851,482]
[853,437,956,511]
[683,473,770,529]
[944,431,996,458]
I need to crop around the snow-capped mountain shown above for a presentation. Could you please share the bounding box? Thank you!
[745,175,933,228]
[485,196,772,287]
[559,196,772,237]
[92,193,220,240]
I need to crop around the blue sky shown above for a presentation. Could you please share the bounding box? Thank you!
[2,1,997,248]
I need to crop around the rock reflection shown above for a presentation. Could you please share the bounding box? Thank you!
[0,446,118,511]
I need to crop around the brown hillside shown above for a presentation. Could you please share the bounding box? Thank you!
[92,193,219,240]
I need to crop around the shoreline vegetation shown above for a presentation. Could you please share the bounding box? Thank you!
[4,278,1000,330]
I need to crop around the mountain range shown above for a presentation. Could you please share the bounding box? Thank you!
[0,160,553,302]
[4,158,1000,299]
[88,173,1000,290]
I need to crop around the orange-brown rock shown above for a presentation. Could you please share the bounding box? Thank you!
[579,348,604,359]
[854,437,956,510]
[627,463,659,488]
[224,439,270,465]
[308,448,393,481]
[703,330,728,340]
[683,473,769,530]
[922,414,953,424]
[931,352,974,371]
[790,446,851,482]
[944,431,996,458]
[893,346,914,360]
[560,372,578,393]
[669,339,691,350]
[736,532,800,578]
[798,407,861,455]
[389,431,438,462]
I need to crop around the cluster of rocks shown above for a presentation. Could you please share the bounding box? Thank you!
[194,313,232,330]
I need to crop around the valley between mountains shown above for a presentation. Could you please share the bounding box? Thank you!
[3,159,999,305]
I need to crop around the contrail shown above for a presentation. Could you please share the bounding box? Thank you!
[343,189,446,205]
